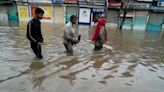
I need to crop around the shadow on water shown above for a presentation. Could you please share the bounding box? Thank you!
[29,61,44,70]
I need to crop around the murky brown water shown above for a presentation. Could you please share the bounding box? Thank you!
[0,23,164,92]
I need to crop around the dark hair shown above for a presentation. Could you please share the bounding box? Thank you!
[70,15,77,20]
[35,7,44,14]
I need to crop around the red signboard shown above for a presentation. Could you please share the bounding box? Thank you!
[64,0,77,4]
[108,3,122,7]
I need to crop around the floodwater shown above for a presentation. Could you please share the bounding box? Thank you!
[0,23,164,92]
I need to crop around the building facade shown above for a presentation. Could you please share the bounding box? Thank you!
[0,0,163,30]
[107,0,164,31]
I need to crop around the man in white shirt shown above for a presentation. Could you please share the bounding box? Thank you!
[63,15,81,55]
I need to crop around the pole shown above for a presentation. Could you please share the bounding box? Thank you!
[105,0,108,18]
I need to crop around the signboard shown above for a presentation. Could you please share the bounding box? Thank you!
[137,0,153,2]
[18,6,29,20]
[31,6,52,20]
[157,2,164,6]
[151,6,164,11]
[79,8,91,23]
[153,0,164,2]
[123,2,151,10]
[52,0,64,4]
[28,0,52,3]
[92,9,104,13]
[15,0,27,2]
[64,0,77,4]
[78,0,85,1]
[108,3,122,7]
[78,0,105,5]
[93,0,105,6]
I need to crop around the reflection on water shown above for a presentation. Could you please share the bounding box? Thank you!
[0,24,164,92]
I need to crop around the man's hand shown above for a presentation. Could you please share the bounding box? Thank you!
[72,38,78,43]
[37,42,44,47]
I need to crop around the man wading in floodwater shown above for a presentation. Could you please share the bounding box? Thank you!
[63,15,81,55]
[26,8,44,59]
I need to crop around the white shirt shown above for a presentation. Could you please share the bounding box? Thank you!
[63,22,79,43]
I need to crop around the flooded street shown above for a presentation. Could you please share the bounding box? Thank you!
[0,24,164,92]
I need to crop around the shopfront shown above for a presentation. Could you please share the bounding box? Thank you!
[52,0,65,25]
[64,0,78,23]
[132,2,151,31]
[0,1,19,27]
[107,2,122,26]
[28,0,53,23]
[147,7,164,32]
[78,0,105,25]
[147,0,164,32]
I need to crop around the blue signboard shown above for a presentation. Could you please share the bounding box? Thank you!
[15,0,27,2]
[28,0,52,3]
[78,0,105,6]
[154,0,164,2]
[52,0,64,4]
[151,6,164,11]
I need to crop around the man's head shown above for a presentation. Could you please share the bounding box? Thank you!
[35,8,44,20]
[70,15,77,24]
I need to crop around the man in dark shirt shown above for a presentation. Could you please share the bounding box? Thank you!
[27,8,44,59]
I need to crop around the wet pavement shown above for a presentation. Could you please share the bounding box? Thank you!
[0,23,164,92]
